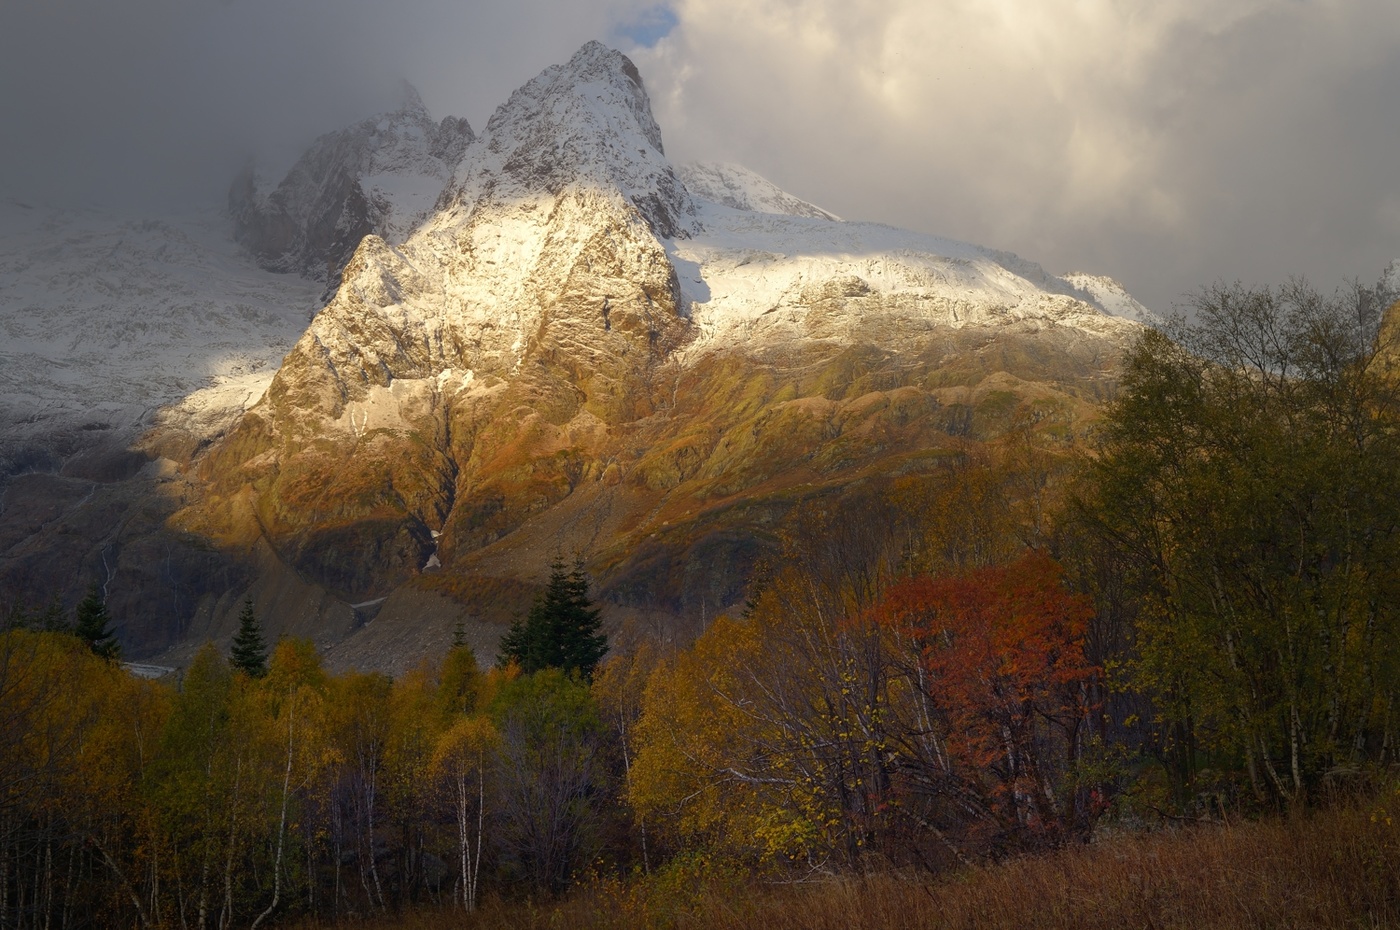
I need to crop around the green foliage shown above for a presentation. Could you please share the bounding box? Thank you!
[73,583,119,659]
[437,643,482,719]
[3,599,69,634]
[498,556,607,678]
[1078,279,1400,804]
[230,598,268,678]
[491,669,604,893]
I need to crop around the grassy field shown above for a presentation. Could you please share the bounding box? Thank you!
[305,794,1400,930]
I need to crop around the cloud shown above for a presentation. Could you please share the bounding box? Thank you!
[0,0,656,210]
[2,0,1396,311]
[633,0,1400,309]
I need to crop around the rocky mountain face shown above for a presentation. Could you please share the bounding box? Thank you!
[229,82,473,288]
[0,42,1146,670]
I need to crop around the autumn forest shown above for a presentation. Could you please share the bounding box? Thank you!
[6,279,1400,928]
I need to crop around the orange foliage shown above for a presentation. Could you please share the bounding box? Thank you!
[876,552,1098,841]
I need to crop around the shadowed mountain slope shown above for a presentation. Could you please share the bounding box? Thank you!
[0,43,1146,668]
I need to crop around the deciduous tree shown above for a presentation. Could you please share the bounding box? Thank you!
[1077,279,1400,804]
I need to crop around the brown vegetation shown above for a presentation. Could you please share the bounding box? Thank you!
[309,797,1400,929]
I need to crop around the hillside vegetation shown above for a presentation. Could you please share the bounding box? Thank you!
[4,278,1400,928]
[342,798,1400,929]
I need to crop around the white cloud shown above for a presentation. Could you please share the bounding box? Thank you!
[1,0,1396,311]
[634,0,1400,309]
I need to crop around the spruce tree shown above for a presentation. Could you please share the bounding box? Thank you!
[498,556,607,678]
[73,583,120,659]
[230,598,268,678]
[560,558,607,677]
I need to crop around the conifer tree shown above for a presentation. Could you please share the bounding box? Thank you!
[498,556,607,678]
[73,583,120,659]
[230,598,269,678]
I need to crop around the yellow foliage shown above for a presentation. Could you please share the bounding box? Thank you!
[629,614,817,864]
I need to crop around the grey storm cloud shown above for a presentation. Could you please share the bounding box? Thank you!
[635,0,1400,311]
[0,0,657,209]
[3,0,1398,311]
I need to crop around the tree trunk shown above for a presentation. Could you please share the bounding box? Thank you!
[251,706,296,930]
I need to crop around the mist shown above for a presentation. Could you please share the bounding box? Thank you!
[3,0,1397,311]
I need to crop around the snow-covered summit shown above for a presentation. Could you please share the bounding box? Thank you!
[681,162,839,221]
[446,41,693,238]
[230,85,473,283]
[0,40,1166,664]
[1061,273,1161,326]
[669,201,1143,356]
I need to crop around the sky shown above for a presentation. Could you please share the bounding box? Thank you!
[2,0,1397,313]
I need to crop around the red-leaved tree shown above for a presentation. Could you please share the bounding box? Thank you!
[877,552,1099,851]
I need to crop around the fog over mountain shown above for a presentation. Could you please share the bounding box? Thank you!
[0,40,1144,667]
[2,0,1398,329]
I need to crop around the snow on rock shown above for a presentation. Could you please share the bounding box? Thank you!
[669,201,1143,357]
[0,200,321,474]
[1060,273,1162,326]
[264,41,696,422]
[442,40,694,239]
[1383,260,1400,297]
[230,81,473,285]
[681,162,839,221]
[279,41,1149,424]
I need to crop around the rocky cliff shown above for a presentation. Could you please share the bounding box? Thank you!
[229,81,473,288]
[1,43,1146,667]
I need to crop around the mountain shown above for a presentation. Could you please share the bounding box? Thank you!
[0,42,1148,672]
[679,162,838,221]
[229,82,473,288]
[1061,273,1161,326]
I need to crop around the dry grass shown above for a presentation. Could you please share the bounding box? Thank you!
[303,795,1400,930]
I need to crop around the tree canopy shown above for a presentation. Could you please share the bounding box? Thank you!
[73,583,119,660]
[498,557,607,678]
[1076,278,1400,803]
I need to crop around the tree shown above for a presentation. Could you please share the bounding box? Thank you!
[73,583,119,660]
[489,669,602,894]
[498,557,607,678]
[1077,278,1400,804]
[230,599,268,678]
[875,552,1100,848]
[149,645,239,929]
[430,716,497,911]
[437,644,482,722]
[325,671,395,910]
[632,502,913,868]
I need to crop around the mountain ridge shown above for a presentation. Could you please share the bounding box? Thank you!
[1,42,1149,670]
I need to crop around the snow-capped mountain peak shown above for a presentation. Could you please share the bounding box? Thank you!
[1,41,1164,665]
[392,78,430,120]
[452,40,693,238]
[1060,273,1162,326]
[230,83,473,284]
[680,162,840,221]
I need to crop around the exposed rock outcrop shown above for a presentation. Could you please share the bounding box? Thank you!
[1,42,1153,667]
[229,82,473,288]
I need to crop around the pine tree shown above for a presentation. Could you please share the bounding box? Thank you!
[73,583,119,659]
[230,598,268,678]
[560,559,607,677]
[498,556,607,678]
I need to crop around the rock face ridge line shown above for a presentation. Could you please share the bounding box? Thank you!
[230,83,474,289]
[1,41,1153,669]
